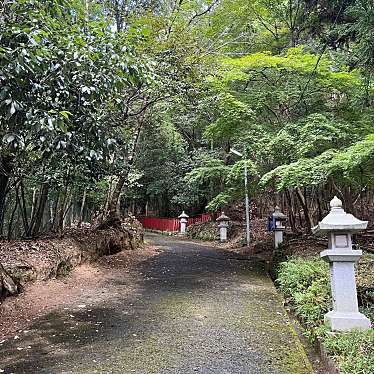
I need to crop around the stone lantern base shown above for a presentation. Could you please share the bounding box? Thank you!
[325,311,371,332]
[321,249,372,332]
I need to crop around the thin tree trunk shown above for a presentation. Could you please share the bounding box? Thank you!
[104,178,113,212]
[56,185,69,233]
[285,189,296,233]
[29,183,49,238]
[0,173,9,221]
[51,193,60,231]
[17,179,29,235]
[295,187,313,233]
[78,189,87,227]
[63,191,73,228]
[0,155,12,229]
[30,187,37,221]
[7,183,20,240]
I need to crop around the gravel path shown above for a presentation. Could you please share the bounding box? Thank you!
[0,233,314,374]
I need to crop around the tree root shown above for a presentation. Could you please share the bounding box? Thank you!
[0,262,18,296]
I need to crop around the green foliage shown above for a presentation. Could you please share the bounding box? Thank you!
[346,0,374,74]
[324,330,374,374]
[3,0,374,235]
[268,114,353,161]
[277,256,374,373]
[329,134,374,182]
[203,93,255,142]
[185,156,230,186]
[0,0,152,185]
[260,150,337,190]
[261,133,374,191]
[277,258,331,335]
[205,189,235,212]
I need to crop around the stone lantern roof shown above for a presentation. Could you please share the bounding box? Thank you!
[216,212,230,222]
[313,196,368,234]
[178,211,189,219]
[272,206,286,220]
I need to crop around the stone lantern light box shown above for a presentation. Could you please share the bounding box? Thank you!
[313,196,371,331]
[272,206,287,249]
[273,206,287,229]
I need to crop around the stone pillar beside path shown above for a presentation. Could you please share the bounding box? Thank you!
[217,212,230,242]
[178,211,189,235]
[313,196,371,332]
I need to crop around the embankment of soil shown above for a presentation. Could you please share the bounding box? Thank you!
[0,217,144,298]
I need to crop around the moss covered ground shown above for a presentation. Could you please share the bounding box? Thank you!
[1,234,315,373]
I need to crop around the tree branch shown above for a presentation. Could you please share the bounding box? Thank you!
[187,0,219,26]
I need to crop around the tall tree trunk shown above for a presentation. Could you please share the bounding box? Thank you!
[108,173,128,218]
[108,118,145,218]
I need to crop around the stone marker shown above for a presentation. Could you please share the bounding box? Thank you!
[272,206,287,249]
[313,196,371,332]
[178,211,189,235]
[217,212,230,242]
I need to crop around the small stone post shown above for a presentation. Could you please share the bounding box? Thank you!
[272,206,286,249]
[178,211,189,235]
[217,212,230,242]
[313,196,371,332]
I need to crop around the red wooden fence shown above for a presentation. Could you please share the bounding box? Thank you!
[138,213,214,232]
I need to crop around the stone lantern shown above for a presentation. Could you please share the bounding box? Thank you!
[272,206,287,249]
[313,196,371,332]
[178,211,189,235]
[217,212,230,242]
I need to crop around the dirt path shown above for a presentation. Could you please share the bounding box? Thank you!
[0,234,314,373]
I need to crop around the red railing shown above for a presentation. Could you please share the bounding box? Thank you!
[188,213,212,225]
[138,213,213,232]
[138,217,180,232]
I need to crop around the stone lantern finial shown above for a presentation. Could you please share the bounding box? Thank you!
[330,196,342,209]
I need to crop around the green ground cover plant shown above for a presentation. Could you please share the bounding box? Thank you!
[277,257,374,374]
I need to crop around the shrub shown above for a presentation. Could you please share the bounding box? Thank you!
[277,258,330,332]
[186,221,219,241]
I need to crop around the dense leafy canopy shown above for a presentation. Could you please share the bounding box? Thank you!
[1,0,374,237]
